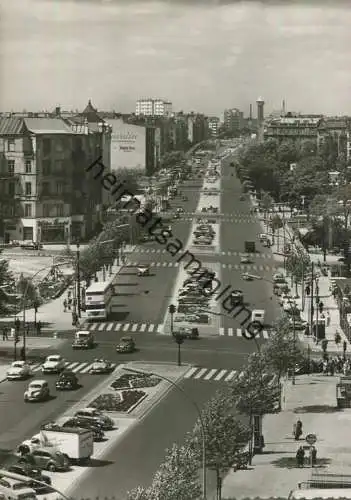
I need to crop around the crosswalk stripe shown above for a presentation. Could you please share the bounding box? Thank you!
[65,362,79,370]
[224,370,237,382]
[194,368,207,379]
[123,323,130,331]
[80,363,94,374]
[236,328,242,337]
[140,324,146,332]
[204,369,218,380]
[184,367,199,379]
[219,328,225,336]
[115,323,122,331]
[131,324,138,332]
[32,364,41,372]
[89,323,98,331]
[228,328,233,336]
[148,324,155,332]
[74,362,88,373]
[157,324,164,333]
[106,323,113,331]
[98,323,105,331]
[214,369,227,381]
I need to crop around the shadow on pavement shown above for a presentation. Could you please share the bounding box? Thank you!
[86,458,114,467]
[294,405,340,414]
[272,456,331,469]
[109,312,130,321]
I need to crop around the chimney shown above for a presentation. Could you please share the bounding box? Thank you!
[249,104,252,121]
[282,100,286,116]
[55,106,61,116]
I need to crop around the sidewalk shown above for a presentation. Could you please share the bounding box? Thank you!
[222,374,351,499]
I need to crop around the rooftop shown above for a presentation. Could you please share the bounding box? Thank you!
[24,117,73,134]
[0,117,27,136]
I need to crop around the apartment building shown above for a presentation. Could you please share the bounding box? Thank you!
[317,117,348,158]
[135,98,172,117]
[187,113,210,144]
[223,108,244,134]
[264,114,323,142]
[0,104,111,244]
[208,117,220,137]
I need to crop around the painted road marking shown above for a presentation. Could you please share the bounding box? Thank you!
[219,328,225,336]
[106,323,114,331]
[97,323,105,331]
[184,367,198,379]
[122,323,130,331]
[204,368,218,380]
[148,324,155,332]
[224,370,237,382]
[228,328,233,336]
[131,324,138,332]
[140,324,147,332]
[194,368,207,379]
[236,328,242,337]
[214,369,227,381]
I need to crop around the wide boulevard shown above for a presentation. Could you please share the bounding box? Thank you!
[0,143,282,499]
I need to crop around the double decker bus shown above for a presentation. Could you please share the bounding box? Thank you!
[82,281,114,321]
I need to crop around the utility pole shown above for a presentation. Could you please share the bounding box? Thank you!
[76,243,81,318]
[310,262,314,340]
[292,310,296,385]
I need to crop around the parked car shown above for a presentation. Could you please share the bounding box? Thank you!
[60,417,104,442]
[20,241,43,250]
[6,463,52,493]
[55,371,79,390]
[116,336,135,353]
[41,355,65,374]
[0,475,36,500]
[19,448,69,472]
[137,265,150,277]
[7,361,32,381]
[175,327,199,339]
[24,380,50,402]
[74,407,114,431]
[88,359,114,374]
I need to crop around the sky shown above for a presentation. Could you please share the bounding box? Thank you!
[0,0,351,117]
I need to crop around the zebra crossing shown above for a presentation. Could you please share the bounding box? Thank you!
[83,322,273,338]
[126,260,279,272]
[133,248,273,259]
[183,366,240,382]
[30,360,118,374]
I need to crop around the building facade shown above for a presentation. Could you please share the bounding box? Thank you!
[0,107,111,244]
[223,108,244,134]
[264,114,323,143]
[135,98,172,117]
[317,117,348,159]
[208,117,220,137]
[187,113,210,144]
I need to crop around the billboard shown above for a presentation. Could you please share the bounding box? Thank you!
[108,119,146,171]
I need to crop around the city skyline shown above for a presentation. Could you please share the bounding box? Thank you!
[1,0,351,116]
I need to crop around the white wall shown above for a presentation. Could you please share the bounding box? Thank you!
[107,118,146,172]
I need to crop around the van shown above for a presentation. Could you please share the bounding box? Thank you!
[289,488,351,499]
[72,330,94,349]
[251,309,265,325]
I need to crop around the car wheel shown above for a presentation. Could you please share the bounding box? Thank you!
[48,463,56,472]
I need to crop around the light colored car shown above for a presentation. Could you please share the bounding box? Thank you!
[278,293,292,306]
[41,354,65,374]
[0,475,37,500]
[241,272,255,281]
[137,265,150,276]
[7,361,32,381]
[24,380,50,402]
[89,359,114,374]
[240,254,252,264]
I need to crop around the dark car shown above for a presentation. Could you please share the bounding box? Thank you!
[116,336,135,353]
[55,371,79,390]
[61,417,105,442]
[175,327,199,339]
[230,290,244,306]
[7,464,52,493]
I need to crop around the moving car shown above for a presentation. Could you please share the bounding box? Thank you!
[0,475,37,500]
[55,371,79,390]
[72,330,94,349]
[7,361,32,381]
[6,463,52,494]
[41,355,65,374]
[88,359,114,374]
[137,265,150,277]
[18,448,69,472]
[24,380,50,402]
[240,254,252,264]
[59,417,105,442]
[116,336,135,353]
[174,327,199,339]
[20,240,43,250]
[241,272,255,281]
[230,290,244,306]
[74,407,114,430]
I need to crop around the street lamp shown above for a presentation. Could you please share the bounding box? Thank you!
[169,304,176,336]
[76,242,81,318]
[125,367,207,500]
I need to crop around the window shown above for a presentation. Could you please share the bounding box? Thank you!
[25,182,32,196]
[56,182,64,194]
[8,183,15,196]
[54,160,63,172]
[43,204,51,217]
[7,139,15,152]
[42,159,50,174]
[42,182,50,195]
[56,204,64,217]
[43,138,51,155]
[25,160,32,173]
[8,159,15,174]
[24,204,32,217]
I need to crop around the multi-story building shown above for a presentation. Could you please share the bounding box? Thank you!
[135,98,172,117]
[0,102,111,244]
[223,108,244,134]
[208,117,220,137]
[264,114,323,143]
[317,117,348,159]
[187,113,210,144]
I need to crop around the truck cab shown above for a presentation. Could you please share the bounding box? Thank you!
[251,309,265,325]
[72,330,94,349]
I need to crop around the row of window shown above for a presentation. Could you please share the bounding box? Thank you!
[7,159,67,174]
[22,203,65,218]
[7,159,32,173]
[1,181,67,197]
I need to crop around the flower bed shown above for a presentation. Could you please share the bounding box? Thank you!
[89,389,146,412]
[110,373,161,390]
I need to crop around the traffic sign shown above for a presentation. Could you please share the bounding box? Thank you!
[305,433,317,445]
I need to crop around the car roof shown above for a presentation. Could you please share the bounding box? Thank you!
[121,336,133,341]
[29,379,47,385]
[60,370,76,376]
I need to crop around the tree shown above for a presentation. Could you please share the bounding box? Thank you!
[0,259,15,313]
[285,253,310,293]
[127,487,153,500]
[149,443,201,500]
[16,274,39,305]
[262,318,304,382]
[189,390,250,492]
[111,168,141,193]
[159,151,185,170]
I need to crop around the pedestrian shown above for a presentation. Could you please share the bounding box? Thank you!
[2,328,6,341]
[68,298,72,310]
[335,331,341,345]
[36,320,41,336]
[20,346,25,361]
[296,446,305,467]
[319,301,324,314]
[311,446,317,467]
[326,311,330,326]
[63,299,67,312]
[295,419,303,440]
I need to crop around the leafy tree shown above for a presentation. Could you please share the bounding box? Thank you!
[111,168,141,193]
[16,274,39,305]
[262,317,304,382]
[159,151,185,170]
[189,390,250,491]
[149,443,201,500]
[127,486,153,500]
[285,253,310,293]
[0,259,15,312]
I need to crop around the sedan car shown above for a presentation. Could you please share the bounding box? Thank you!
[241,272,255,281]
[194,238,213,246]
[89,359,114,374]
[7,361,32,380]
[74,407,114,430]
[60,417,105,442]
[240,254,252,264]
[174,327,199,339]
[116,336,135,353]
[0,476,36,499]
[55,370,79,390]
[41,354,65,374]
[137,265,150,276]
[24,380,50,402]
[6,463,52,493]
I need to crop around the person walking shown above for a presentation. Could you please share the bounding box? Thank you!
[296,446,305,467]
[311,446,317,467]
[36,320,41,336]
[63,299,67,312]
[2,328,7,341]
[294,419,303,440]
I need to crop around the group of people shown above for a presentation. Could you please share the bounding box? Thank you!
[294,420,318,468]
[322,355,351,376]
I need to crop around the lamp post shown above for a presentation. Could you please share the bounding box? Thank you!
[76,242,81,318]
[125,367,207,500]
[174,332,184,366]
[169,304,176,336]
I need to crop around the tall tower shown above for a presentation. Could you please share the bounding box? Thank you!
[256,96,265,142]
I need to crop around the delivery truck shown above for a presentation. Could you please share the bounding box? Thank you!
[17,425,94,464]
